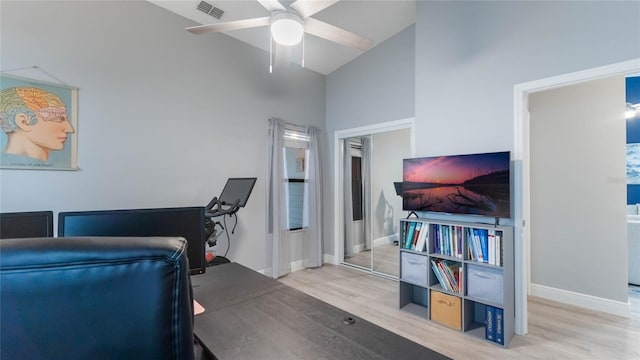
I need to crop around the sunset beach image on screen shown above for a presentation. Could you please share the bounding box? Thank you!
[402,152,511,218]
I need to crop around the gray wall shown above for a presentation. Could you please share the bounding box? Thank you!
[413,1,639,303]
[416,1,639,156]
[0,1,326,271]
[324,1,639,304]
[325,24,415,255]
[529,76,628,302]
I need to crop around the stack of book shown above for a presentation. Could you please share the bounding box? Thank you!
[467,228,503,266]
[484,305,504,345]
[430,258,462,293]
[431,224,464,258]
[402,221,428,252]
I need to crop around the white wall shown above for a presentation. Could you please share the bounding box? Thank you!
[0,1,326,272]
[529,76,628,303]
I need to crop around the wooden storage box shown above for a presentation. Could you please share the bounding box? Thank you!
[430,290,462,330]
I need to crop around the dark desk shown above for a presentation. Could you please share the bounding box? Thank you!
[191,263,450,360]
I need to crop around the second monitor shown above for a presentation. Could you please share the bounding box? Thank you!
[58,207,206,275]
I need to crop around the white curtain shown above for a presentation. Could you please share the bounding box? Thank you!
[266,118,290,278]
[267,119,323,278]
[343,140,354,257]
[303,126,323,268]
[361,136,372,251]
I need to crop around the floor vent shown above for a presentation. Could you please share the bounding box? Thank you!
[196,1,224,20]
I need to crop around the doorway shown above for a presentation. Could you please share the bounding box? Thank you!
[513,58,640,335]
[334,119,414,278]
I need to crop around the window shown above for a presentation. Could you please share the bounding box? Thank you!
[283,128,309,231]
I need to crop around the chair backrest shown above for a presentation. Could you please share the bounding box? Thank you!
[0,236,195,360]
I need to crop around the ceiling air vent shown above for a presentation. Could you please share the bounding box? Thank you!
[197,1,224,20]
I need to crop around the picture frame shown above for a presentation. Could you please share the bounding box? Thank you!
[0,75,78,170]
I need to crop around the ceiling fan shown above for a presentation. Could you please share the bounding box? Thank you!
[185,0,373,70]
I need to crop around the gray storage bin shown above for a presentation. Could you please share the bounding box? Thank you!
[466,263,503,305]
[401,252,428,287]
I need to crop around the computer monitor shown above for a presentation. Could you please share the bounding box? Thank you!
[58,207,206,275]
[0,211,54,239]
[219,177,257,207]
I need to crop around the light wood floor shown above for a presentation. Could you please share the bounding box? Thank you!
[344,243,399,277]
[280,264,640,360]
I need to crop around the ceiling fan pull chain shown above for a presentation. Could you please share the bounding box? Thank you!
[269,33,273,74]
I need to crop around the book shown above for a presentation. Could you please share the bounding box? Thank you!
[405,222,416,249]
[415,224,428,252]
[467,228,476,260]
[485,305,495,341]
[456,226,464,258]
[445,225,453,256]
[431,260,451,292]
[446,261,461,293]
[472,228,483,262]
[496,232,502,266]
[495,307,504,345]
[488,229,496,265]
[479,229,488,263]
[439,260,457,292]
[411,222,422,250]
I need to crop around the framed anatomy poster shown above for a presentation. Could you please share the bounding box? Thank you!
[0,75,78,170]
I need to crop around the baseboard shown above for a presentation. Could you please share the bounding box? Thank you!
[290,260,304,273]
[373,233,399,246]
[530,283,630,318]
[324,253,337,265]
[258,259,320,276]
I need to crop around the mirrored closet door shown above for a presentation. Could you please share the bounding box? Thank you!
[341,127,412,278]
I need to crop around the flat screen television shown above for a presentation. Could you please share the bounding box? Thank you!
[402,151,511,218]
[58,207,206,275]
[0,211,54,239]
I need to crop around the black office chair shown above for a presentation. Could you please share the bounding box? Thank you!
[0,236,196,360]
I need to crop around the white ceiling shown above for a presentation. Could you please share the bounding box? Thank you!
[148,0,416,75]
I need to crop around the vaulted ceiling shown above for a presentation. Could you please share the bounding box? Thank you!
[148,0,416,75]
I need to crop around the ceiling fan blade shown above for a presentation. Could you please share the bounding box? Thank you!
[290,0,339,18]
[186,17,271,35]
[304,17,373,52]
[256,0,286,13]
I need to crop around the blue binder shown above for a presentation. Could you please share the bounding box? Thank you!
[495,307,504,345]
[485,305,495,342]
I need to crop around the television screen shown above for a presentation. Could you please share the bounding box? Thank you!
[219,177,257,207]
[58,207,206,275]
[0,211,54,239]
[402,152,511,218]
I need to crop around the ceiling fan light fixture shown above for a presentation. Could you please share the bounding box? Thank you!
[270,12,303,46]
